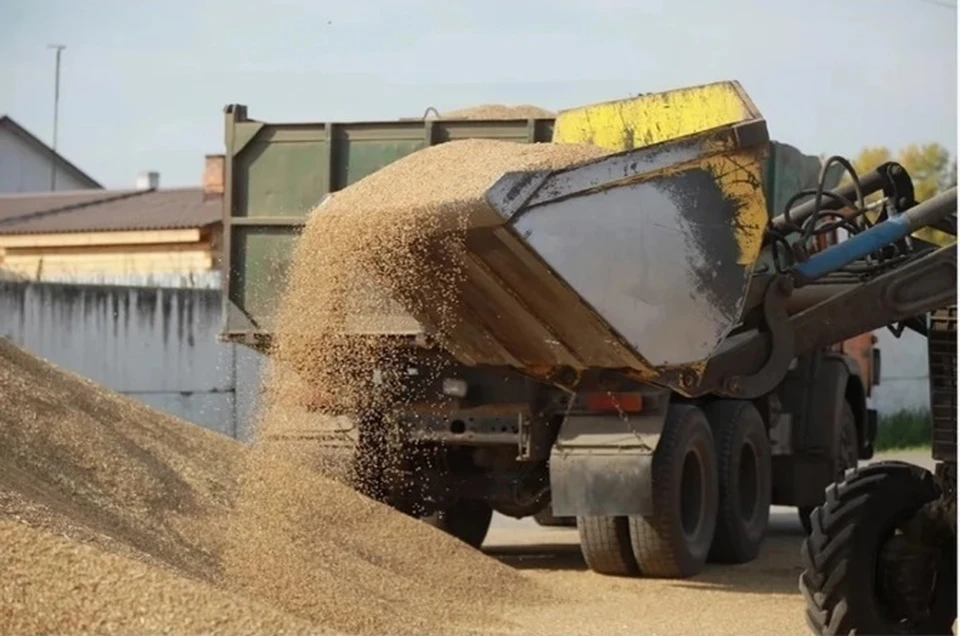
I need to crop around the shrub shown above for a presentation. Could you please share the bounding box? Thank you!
[874,408,932,452]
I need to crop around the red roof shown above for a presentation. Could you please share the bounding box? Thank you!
[0,187,222,235]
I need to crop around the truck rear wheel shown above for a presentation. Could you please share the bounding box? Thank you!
[704,400,771,564]
[798,401,859,535]
[577,516,639,576]
[629,404,719,578]
[799,461,956,635]
[425,499,493,549]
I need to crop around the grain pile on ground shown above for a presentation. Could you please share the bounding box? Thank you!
[0,518,328,635]
[442,104,555,119]
[224,443,549,635]
[0,337,240,582]
[0,336,554,634]
[0,339,322,633]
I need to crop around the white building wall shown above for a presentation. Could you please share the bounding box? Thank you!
[872,327,931,415]
[0,128,93,193]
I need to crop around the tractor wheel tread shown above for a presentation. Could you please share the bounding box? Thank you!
[798,461,953,635]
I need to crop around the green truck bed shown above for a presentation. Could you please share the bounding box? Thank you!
[219,103,834,348]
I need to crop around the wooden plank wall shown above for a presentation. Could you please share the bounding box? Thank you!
[0,227,220,278]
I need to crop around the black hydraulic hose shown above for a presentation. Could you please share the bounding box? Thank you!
[800,156,865,245]
[771,166,888,232]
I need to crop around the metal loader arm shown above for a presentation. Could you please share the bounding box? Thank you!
[669,186,958,399]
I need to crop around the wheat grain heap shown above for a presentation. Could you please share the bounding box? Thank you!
[0,338,314,633]
[441,104,555,119]
[0,337,241,583]
[0,338,541,635]
[0,518,324,635]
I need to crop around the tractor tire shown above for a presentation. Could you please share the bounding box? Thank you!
[629,404,719,578]
[799,461,957,635]
[577,516,639,576]
[703,400,771,564]
[799,401,859,535]
[425,499,493,549]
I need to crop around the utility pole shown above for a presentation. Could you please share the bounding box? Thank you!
[47,44,66,191]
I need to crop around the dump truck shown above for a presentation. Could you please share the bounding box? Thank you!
[219,81,954,586]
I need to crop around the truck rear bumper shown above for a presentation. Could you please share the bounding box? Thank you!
[401,411,522,446]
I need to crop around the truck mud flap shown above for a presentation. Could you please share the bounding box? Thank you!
[549,409,666,517]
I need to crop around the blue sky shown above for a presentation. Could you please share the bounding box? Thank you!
[1,0,957,189]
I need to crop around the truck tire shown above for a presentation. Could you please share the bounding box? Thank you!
[577,516,639,576]
[799,401,859,535]
[629,404,719,578]
[703,400,771,564]
[799,461,957,635]
[425,499,493,549]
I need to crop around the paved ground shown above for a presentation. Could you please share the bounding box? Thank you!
[478,450,938,635]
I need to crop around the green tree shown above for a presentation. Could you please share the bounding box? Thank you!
[943,158,958,190]
[897,143,952,202]
[850,143,953,202]
[843,144,955,245]
[851,146,893,179]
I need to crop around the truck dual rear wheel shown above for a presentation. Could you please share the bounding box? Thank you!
[577,516,640,576]
[799,461,957,635]
[703,400,771,564]
[629,404,719,578]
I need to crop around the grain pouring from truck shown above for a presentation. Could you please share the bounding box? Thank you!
[219,81,952,580]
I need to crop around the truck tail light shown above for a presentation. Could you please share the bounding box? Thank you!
[582,392,644,413]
